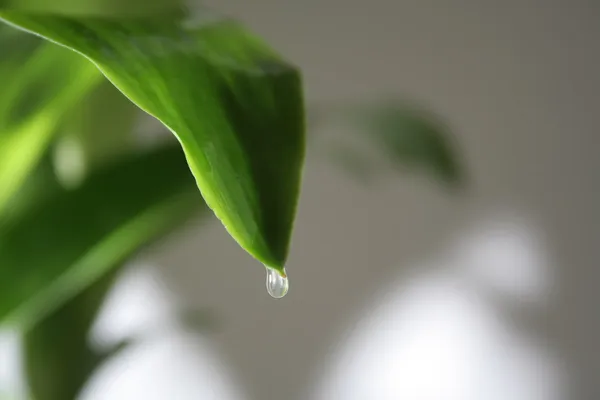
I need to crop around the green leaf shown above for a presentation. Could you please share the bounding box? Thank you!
[0,10,305,272]
[53,81,140,189]
[360,103,462,185]
[65,81,139,165]
[0,22,39,67]
[0,153,62,227]
[5,0,183,17]
[320,101,463,187]
[24,268,119,400]
[0,33,102,213]
[0,144,203,329]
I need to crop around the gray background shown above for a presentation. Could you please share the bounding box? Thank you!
[92,1,600,399]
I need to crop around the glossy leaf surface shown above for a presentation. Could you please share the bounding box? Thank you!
[0,10,305,271]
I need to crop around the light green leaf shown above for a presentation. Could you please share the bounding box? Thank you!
[0,144,203,329]
[0,10,305,272]
[0,33,102,213]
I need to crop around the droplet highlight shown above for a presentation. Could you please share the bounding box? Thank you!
[266,267,289,298]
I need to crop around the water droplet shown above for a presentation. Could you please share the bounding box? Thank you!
[266,267,289,298]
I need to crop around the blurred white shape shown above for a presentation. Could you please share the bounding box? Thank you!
[91,264,179,351]
[314,215,563,400]
[456,214,552,305]
[80,332,245,400]
[85,263,246,400]
[0,329,25,399]
[52,135,87,189]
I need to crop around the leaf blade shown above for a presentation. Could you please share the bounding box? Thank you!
[0,10,305,271]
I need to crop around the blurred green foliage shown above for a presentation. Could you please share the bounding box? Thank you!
[0,1,462,399]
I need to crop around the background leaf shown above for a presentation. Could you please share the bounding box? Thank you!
[316,100,463,187]
[0,34,102,213]
[359,102,463,186]
[53,81,140,188]
[24,269,119,400]
[0,10,306,272]
[0,144,203,329]
[4,0,184,16]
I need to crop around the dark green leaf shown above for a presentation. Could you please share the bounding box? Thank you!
[361,103,462,185]
[321,101,463,187]
[0,22,40,66]
[4,0,183,17]
[24,269,119,400]
[0,153,63,227]
[0,10,305,272]
[0,144,203,329]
